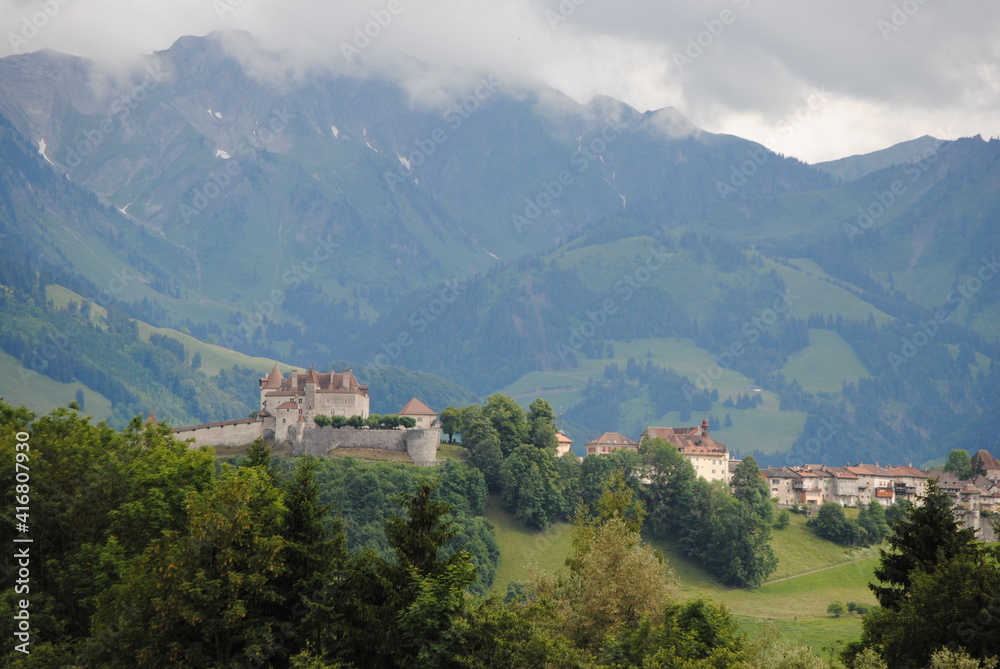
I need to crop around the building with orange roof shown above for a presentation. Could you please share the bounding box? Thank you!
[972,449,1000,479]
[586,432,638,456]
[399,397,437,427]
[555,432,574,457]
[640,419,730,484]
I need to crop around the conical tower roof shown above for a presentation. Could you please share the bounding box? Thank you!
[262,364,283,389]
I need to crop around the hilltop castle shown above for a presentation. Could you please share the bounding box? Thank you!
[259,365,370,442]
[172,365,440,465]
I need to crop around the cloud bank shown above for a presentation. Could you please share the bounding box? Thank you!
[2,0,998,162]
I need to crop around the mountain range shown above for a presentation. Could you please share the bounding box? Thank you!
[0,31,997,466]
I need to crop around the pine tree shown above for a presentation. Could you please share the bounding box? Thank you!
[871,479,978,610]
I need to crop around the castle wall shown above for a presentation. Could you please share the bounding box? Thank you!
[312,392,369,419]
[291,425,440,466]
[174,419,264,448]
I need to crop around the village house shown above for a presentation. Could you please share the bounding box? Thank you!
[399,397,437,427]
[585,432,638,456]
[640,420,730,484]
[760,467,801,506]
[555,432,574,457]
[928,469,988,534]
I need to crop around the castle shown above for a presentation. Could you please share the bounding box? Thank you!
[259,365,370,442]
[172,365,440,465]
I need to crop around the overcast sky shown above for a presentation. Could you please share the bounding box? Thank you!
[3,0,998,163]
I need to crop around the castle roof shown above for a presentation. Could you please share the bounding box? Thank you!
[263,368,369,397]
[262,364,284,389]
[399,397,435,415]
[275,401,299,410]
[306,364,320,385]
[556,433,573,444]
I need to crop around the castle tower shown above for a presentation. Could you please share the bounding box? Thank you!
[260,364,283,411]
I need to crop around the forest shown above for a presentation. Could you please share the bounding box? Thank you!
[3,398,998,667]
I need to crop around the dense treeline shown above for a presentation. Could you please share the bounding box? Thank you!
[0,401,498,666]
[312,413,417,429]
[454,395,779,587]
[806,501,895,547]
[0,290,249,427]
[842,481,1000,669]
[0,400,832,667]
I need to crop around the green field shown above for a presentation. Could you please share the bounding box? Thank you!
[0,349,114,422]
[780,329,873,394]
[486,495,575,591]
[499,336,810,455]
[488,502,876,658]
[45,284,298,375]
[766,258,894,325]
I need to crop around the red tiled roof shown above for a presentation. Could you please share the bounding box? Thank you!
[556,433,573,444]
[972,449,1000,472]
[276,401,299,410]
[641,424,727,456]
[399,397,436,415]
[263,368,369,398]
[643,426,702,439]
[586,432,637,447]
[261,364,284,389]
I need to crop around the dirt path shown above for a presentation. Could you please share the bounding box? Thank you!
[762,554,877,586]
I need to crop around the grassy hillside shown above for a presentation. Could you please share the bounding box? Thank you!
[485,495,575,591]
[780,329,873,394]
[500,336,810,454]
[0,349,114,421]
[487,502,877,657]
[45,284,297,375]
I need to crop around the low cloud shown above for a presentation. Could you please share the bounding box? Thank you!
[1,0,997,162]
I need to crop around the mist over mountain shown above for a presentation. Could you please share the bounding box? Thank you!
[0,32,997,466]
